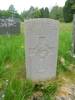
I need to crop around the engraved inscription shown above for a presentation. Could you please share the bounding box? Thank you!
[29,35,51,59]
[25,19,59,81]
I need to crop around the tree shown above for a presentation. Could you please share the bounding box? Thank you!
[63,0,75,22]
[21,7,49,19]
[44,7,49,18]
[40,8,45,18]
[8,4,16,14]
[22,7,41,18]
[50,6,63,21]
[32,8,41,18]
[27,6,35,18]
[0,10,12,18]
[8,5,21,19]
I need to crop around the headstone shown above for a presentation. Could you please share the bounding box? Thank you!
[73,14,75,54]
[25,18,59,81]
[0,18,20,34]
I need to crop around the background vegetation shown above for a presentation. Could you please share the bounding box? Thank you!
[0,0,75,22]
[0,0,75,99]
[0,23,74,100]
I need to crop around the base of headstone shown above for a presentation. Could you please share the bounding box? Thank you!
[30,77,57,83]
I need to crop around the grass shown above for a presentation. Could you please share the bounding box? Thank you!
[0,35,25,78]
[0,35,26,100]
[59,23,72,58]
[57,23,73,73]
[0,22,74,100]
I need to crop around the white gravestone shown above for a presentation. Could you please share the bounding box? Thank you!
[25,19,59,81]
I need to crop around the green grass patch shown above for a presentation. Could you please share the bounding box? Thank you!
[0,22,74,100]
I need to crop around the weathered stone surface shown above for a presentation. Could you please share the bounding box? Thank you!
[25,18,59,81]
[73,14,75,54]
[0,18,20,34]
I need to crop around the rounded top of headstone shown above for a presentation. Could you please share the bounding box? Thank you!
[25,18,59,35]
[24,18,59,23]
